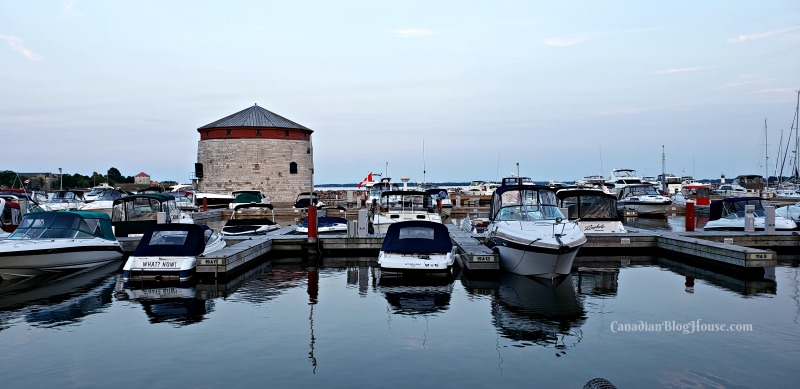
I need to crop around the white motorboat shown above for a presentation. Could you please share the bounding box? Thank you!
[703,197,797,231]
[425,188,453,218]
[776,202,800,223]
[377,220,455,277]
[221,203,280,236]
[615,184,673,217]
[0,211,124,279]
[296,216,347,234]
[370,190,442,234]
[556,188,626,233]
[122,223,227,282]
[366,177,400,205]
[84,183,114,202]
[292,192,325,209]
[604,168,644,194]
[111,193,194,237]
[656,173,683,195]
[461,180,498,196]
[80,188,129,215]
[44,190,87,211]
[485,184,587,279]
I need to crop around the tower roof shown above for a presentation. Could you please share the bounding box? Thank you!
[198,104,311,131]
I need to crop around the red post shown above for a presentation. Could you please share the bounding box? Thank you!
[203,196,208,212]
[685,200,695,231]
[308,205,318,243]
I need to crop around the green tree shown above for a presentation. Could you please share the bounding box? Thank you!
[0,170,16,187]
[107,167,123,185]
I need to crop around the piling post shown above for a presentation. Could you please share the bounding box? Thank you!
[685,200,695,231]
[308,205,318,243]
[203,197,208,212]
[765,205,776,234]
[744,204,755,232]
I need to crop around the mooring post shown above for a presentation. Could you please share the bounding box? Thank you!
[203,196,208,212]
[308,205,318,243]
[685,200,695,231]
[765,205,776,234]
[744,204,755,232]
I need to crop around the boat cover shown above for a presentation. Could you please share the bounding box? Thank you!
[380,220,452,254]
[708,197,765,221]
[133,223,207,257]
[232,192,263,204]
[9,211,116,241]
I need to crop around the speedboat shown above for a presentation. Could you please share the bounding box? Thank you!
[556,188,626,233]
[425,188,453,219]
[776,201,800,223]
[377,220,456,277]
[84,183,114,201]
[292,192,325,209]
[366,177,400,205]
[228,190,269,209]
[111,193,194,237]
[80,188,129,215]
[0,197,22,239]
[484,184,587,279]
[296,216,348,234]
[122,223,227,282]
[370,190,442,234]
[672,182,711,206]
[0,211,124,279]
[44,190,87,211]
[703,197,797,231]
[615,184,673,217]
[604,168,644,194]
[221,203,280,236]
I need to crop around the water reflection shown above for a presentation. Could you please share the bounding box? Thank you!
[0,261,120,330]
[575,267,619,297]
[116,280,214,326]
[657,257,777,296]
[493,272,586,353]
[378,277,454,315]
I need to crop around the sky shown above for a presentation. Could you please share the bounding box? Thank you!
[2,1,799,185]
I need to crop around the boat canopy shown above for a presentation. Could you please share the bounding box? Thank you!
[380,220,453,254]
[490,185,563,221]
[709,197,766,221]
[618,184,660,198]
[7,211,116,240]
[380,190,435,211]
[556,189,620,220]
[132,223,208,257]
[232,192,264,204]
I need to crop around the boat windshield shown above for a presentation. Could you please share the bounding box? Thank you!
[493,189,564,221]
[623,186,660,197]
[380,193,432,211]
[232,192,263,203]
[560,195,618,219]
[8,212,108,240]
[722,199,766,218]
[95,189,125,201]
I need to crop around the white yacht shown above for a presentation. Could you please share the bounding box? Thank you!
[604,169,644,194]
[369,190,442,234]
[703,197,797,231]
[556,188,626,233]
[485,184,587,279]
[81,188,129,215]
[377,220,456,277]
[615,184,673,217]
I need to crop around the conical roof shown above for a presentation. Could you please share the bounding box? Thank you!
[198,104,311,131]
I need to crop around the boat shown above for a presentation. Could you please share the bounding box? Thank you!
[555,188,626,233]
[84,183,114,201]
[369,190,442,234]
[656,173,683,195]
[296,215,348,234]
[425,188,453,219]
[111,193,194,237]
[0,197,22,239]
[615,184,673,217]
[221,203,281,236]
[366,177,400,205]
[192,191,234,209]
[0,211,124,279]
[775,202,800,223]
[80,188,129,215]
[500,176,535,186]
[703,197,797,231]
[484,184,587,279]
[43,190,87,211]
[458,209,492,234]
[228,190,269,209]
[292,192,325,209]
[672,182,711,206]
[604,168,644,194]
[731,174,766,195]
[713,183,750,197]
[377,220,456,277]
[121,223,227,282]
[461,180,498,196]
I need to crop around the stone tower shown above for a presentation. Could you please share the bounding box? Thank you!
[195,104,314,203]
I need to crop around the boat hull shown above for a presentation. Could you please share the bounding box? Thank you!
[377,251,454,277]
[491,241,581,278]
[617,202,671,217]
[0,240,123,279]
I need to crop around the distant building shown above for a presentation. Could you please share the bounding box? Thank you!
[134,172,151,185]
[195,104,314,203]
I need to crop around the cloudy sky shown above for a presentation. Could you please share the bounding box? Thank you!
[2,1,799,185]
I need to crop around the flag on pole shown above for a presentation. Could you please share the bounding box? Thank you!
[23,179,30,184]
[357,172,373,188]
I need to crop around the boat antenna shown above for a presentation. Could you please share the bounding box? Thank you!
[422,139,426,188]
[765,118,769,189]
[661,145,666,191]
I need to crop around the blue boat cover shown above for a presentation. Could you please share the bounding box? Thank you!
[133,223,208,257]
[380,220,452,254]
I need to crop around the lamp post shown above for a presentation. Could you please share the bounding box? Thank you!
[516,162,519,177]
[59,168,63,190]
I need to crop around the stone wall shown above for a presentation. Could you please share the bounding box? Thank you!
[196,138,314,203]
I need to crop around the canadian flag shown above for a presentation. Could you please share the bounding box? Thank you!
[357,172,373,188]
[23,179,30,184]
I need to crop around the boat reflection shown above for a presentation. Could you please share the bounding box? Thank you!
[494,272,586,352]
[575,267,619,297]
[378,277,454,315]
[116,279,213,326]
[0,261,120,329]
[657,257,777,296]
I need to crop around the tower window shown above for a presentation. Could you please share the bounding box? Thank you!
[256,129,261,136]
[285,130,289,137]
[226,129,232,136]
[289,162,298,174]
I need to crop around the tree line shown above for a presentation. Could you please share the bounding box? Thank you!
[0,168,137,189]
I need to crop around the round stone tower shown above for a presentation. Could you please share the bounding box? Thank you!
[195,104,314,203]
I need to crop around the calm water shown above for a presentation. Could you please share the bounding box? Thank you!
[1,254,799,388]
